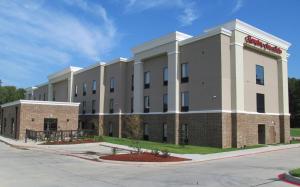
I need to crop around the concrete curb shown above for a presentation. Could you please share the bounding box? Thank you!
[278,173,300,186]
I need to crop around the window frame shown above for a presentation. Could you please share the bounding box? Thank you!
[83,83,87,96]
[144,71,150,89]
[181,63,189,83]
[144,96,150,113]
[163,94,168,112]
[109,98,114,113]
[256,93,265,113]
[92,80,97,94]
[181,92,189,112]
[256,65,265,85]
[163,67,168,86]
[143,123,149,140]
[74,85,78,97]
[110,78,115,93]
[163,123,167,142]
[92,100,96,114]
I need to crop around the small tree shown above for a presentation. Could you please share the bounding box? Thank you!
[123,115,142,153]
[123,115,142,140]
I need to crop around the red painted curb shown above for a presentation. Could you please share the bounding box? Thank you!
[278,173,300,186]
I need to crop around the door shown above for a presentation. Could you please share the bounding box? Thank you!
[258,124,266,144]
[44,118,58,131]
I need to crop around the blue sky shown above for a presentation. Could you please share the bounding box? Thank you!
[0,0,299,88]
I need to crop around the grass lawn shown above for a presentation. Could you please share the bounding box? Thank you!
[102,136,265,154]
[290,168,300,177]
[291,128,300,137]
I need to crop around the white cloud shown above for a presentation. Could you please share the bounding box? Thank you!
[232,0,244,13]
[0,0,118,87]
[122,0,199,26]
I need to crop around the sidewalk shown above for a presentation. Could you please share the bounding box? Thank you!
[1,135,300,163]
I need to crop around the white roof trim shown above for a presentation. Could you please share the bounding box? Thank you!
[179,28,232,46]
[205,19,291,50]
[1,100,80,108]
[48,66,82,80]
[35,82,48,88]
[25,87,37,92]
[102,57,128,66]
[132,31,192,54]
[73,62,104,75]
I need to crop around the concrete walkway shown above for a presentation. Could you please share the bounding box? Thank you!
[1,135,300,163]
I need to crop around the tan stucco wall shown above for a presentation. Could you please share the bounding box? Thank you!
[179,35,222,111]
[143,54,168,112]
[124,61,134,113]
[243,48,279,113]
[220,34,232,110]
[53,79,68,102]
[73,66,101,114]
[104,61,127,113]
[33,85,48,101]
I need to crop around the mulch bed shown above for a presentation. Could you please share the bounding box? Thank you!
[42,139,99,145]
[100,152,190,162]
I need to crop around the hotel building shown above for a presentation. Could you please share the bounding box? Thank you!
[20,19,291,148]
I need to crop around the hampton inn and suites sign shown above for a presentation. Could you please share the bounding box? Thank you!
[245,35,282,54]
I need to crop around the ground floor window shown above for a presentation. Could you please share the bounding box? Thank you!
[181,124,189,144]
[258,124,266,144]
[143,123,149,140]
[109,123,113,137]
[44,118,58,131]
[163,123,167,142]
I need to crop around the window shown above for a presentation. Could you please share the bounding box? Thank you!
[39,94,41,101]
[52,91,55,101]
[163,123,167,142]
[163,94,168,112]
[181,92,189,112]
[144,71,150,89]
[131,75,134,91]
[163,67,168,86]
[143,123,149,140]
[110,78,115,93]
[131,97,133,113]
[83,83,87,96]
[181,124,189,144]
[109,99,114,113]
[144,96,150,113]
[181,63,189,83]
[92,80,97,94]
[92,100,96,114]
[256,93,265,113]
[74,85,78,97]
[11,118,14,135]
[82,101,86,114]
[256,65,264,85]
[43,93,46,101]
[109,123,113,137]
[3,118,6,132]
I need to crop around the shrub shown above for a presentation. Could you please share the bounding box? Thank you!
[123,115,142,139]
[111,147,117,155]
[151,148,160,156]
[161,149,170,157]
[94,136,104,142]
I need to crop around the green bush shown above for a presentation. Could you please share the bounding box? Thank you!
[151,148,160,156]
[94,136,104,142]
[290,168,300,177]
[161,149,170,157]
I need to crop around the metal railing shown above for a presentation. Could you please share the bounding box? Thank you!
[25,129,97,142]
